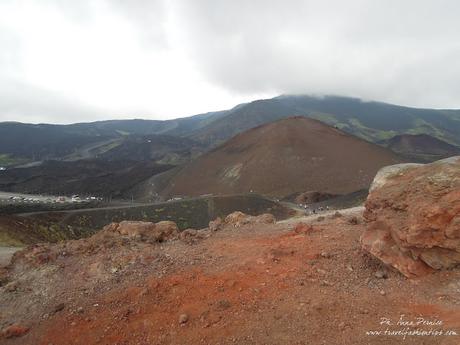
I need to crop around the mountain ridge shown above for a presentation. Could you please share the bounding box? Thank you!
[1,94,459,166]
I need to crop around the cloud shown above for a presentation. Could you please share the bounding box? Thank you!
[171,0,460,107]
[1,0,460,123]
[0,78,107,124]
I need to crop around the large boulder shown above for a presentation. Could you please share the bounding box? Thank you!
[224,212,276,228]
[361,156,460,278]
[105,220,179,242]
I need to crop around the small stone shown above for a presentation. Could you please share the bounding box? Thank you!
[1,324,29,338]
[320,252,330,258]
[294,223,313,234]
[77,307,84,314]
[346,264,354,272]
[374,270,388,279]
[348,216,359,225]
[332,211,343,219]
[179,313,189,324]
[320,280,333,286]
[215,299,231,310]
[53,303,65,313]
[379,290,386,296]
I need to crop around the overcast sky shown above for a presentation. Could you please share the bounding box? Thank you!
[1,0,460,124]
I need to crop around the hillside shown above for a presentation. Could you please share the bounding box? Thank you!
[380,134,460,162]
[163,117,403,198]
[188,95,460,147]
[0,160,174,198]
[2,208,459,345]
[1,95,460,166]
[97,134,205,165]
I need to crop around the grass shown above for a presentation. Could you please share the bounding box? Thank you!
[347,118,398,141]
[0,154,29,167]
[308,112,339,125]
[0,232,24,246]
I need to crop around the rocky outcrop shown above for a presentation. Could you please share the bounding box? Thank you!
[1,324,29,339]
[102,220,179,243]
[12,220,181,267]
[208,217,223,231]
[361,156,460,278]
[224,212,276,228]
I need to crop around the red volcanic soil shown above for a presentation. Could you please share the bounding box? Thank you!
[163,117,402,198]
[1,208,459,345]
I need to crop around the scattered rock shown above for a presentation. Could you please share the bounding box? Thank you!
[1,324,29,339]
[361,157,460,278]
[316,268,327,275]
[224,212,248,227]
[348,216,359,225]
[53,303,65,313]
[294,223,313,234]
[320,280,333,286]
[179,229,198,243]
[215,299,231,310]
[150,221,179,242]
[208,217,223,231]
[224,212,275,228]
[316,216,325,222]
[179,313,189,324]
[331,211,342,219]
[105,220,179,243]
[374,270,387,279]
[254,213,276,224]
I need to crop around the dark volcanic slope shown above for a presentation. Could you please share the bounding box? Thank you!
[381,134,460,162]
[164,117,403,198]
[0,160,174,198]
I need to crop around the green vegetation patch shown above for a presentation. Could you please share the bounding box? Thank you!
[0,232,24,246]
[0,154,29,167]
[347,118,398,141]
